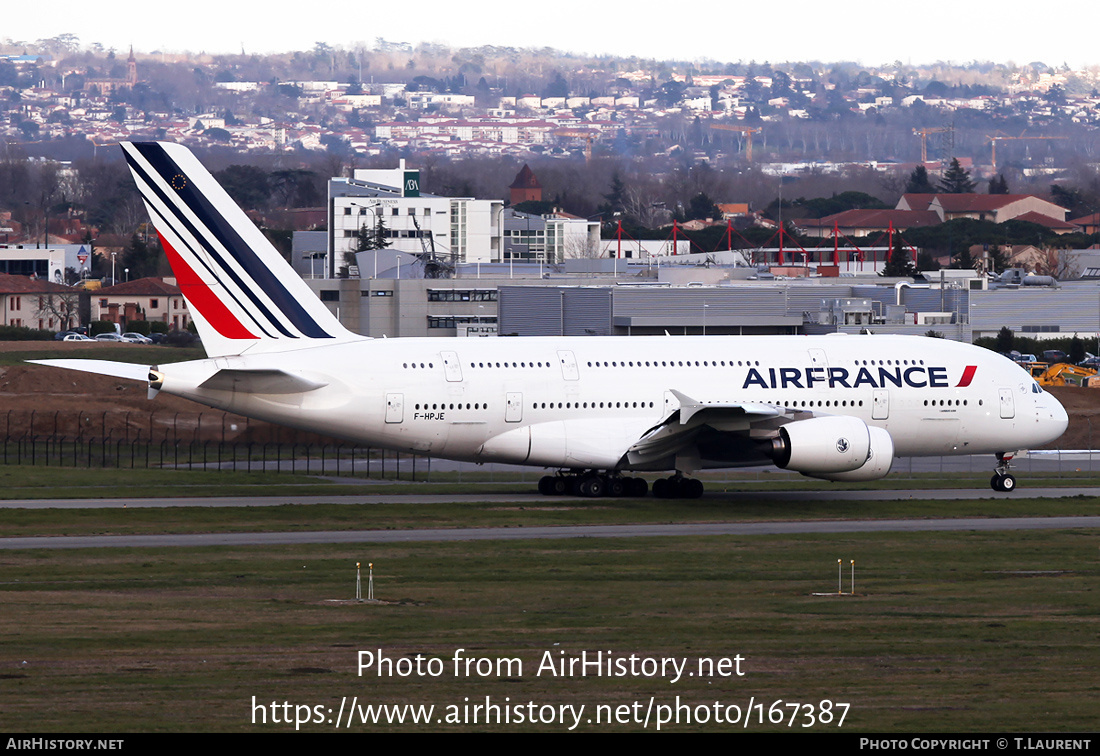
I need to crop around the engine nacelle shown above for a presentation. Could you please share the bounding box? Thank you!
[771,415,872,474]
[808,425,895,482]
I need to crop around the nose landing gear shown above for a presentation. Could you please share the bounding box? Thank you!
[990,452,1017,492]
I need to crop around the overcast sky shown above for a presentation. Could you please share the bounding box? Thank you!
[5,0,1098,70]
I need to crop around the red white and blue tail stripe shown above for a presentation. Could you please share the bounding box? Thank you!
[121,141,358,358]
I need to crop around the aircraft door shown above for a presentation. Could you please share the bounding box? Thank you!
[440,351,463,382]
[872,389,889,420]
[999,388,1015,419]
[506,392,523,423]
[385,393,404,424]
[557,350,580,381]
[807,348,828,367]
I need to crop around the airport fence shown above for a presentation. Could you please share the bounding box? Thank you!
[0,409,433,480]
[0,409,1094,483]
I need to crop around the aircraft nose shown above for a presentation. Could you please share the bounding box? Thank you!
[1042,393,1069,443]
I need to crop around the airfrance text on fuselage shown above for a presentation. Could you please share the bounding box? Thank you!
[742,365,973,391]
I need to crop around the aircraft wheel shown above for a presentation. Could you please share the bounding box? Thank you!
[538,476,554,495]
[684,478,704,499]
[652,478,668,498]
[1000,474,1016,492]
[581,475,605,498]
[629,477,649,497]
[990,474,1002,492]
[608,477,626,497]
[551,477,568,495]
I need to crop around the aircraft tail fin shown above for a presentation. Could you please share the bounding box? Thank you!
[120,141,360,358]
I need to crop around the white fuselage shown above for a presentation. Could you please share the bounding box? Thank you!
[155,334,1068,472]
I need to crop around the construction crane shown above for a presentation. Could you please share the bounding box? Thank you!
[410,214,453,279]
[553,129,597,162]
[912,126,953,163]
[710,123,761,163]
[986,132,1069,172]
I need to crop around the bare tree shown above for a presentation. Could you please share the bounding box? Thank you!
[36,291,82,331]
[563,234,601,260]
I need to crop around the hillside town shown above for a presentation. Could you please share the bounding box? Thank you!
[3,37,1100,348]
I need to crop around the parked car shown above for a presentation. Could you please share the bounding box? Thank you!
[1041,350,1069,365]
[54,329,89,340]
[95,333,125,342]
[63,333,95,342]
[121,332,153,344]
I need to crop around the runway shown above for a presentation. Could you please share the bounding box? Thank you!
[3,515,1099,550]
[3,482,1100,551]
[2,486,1100,509]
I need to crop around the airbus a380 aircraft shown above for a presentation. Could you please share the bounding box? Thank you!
[34,142,1068,497]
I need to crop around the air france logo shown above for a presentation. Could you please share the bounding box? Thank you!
[742,365,978,390]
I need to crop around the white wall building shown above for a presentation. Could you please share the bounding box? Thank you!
[328,160,504,277]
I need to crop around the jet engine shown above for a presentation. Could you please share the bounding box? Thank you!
[770,415,870,473]
[769,416,892,479]
[808,425,895,482]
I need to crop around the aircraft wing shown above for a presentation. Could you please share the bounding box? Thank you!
[197,369,327,394]
[624,389,794,470]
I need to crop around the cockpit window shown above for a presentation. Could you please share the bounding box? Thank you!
[1031,381,1043,394]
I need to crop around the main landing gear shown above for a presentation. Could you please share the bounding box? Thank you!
[537,472,648,498]
[538,472,705,498]
[990,452,1017,492]
[652,474,704,499]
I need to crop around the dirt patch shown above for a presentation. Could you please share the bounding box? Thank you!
[0,348,329,444]
[1042,386,1100,449]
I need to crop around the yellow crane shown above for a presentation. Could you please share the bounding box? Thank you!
[711,123,761,163]
[553,129,597,162]
[986,132,1068,173]
[912,126,953,163]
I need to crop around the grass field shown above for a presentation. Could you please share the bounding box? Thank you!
[1,466,1098,732]
[1,531,1097,732]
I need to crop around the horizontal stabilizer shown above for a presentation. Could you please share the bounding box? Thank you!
[28,359,151,383]
[198,369,327,394]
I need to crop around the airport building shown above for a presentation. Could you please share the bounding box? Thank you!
[327,160,504,278]
[303,255,1100,344]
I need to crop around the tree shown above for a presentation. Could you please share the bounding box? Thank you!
[988,174,1010,194]
[914,248,940,272]
[356,217,390,252]
[1070,334,1086,364]
[938,158,976,194]
[905,165,936,193]
[214,165,270,210]
[120,232,162,279]
[36,291,81,331]
[686,192,720,221]
[880,236,918,278]
[995,326,1014,354]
